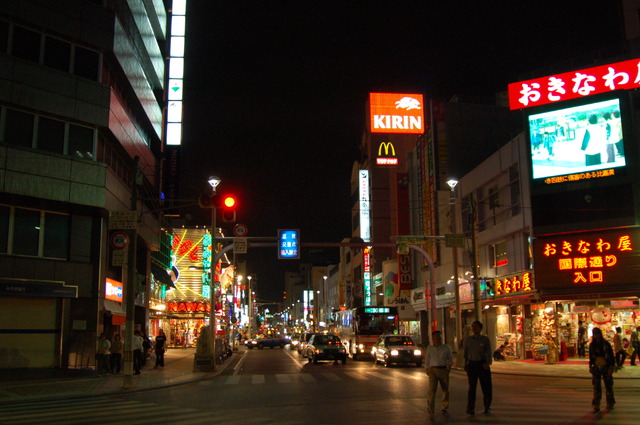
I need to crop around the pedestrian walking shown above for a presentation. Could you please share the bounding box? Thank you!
[96,333,111,376]
[154,329,167,369]
[464,320,493,416]
[589,327,615,412]
[613,326,626,370]
[141,332,151,366]
[133,330,144,375]
[425,330,452,416]
[629,326,639,366]
[577,320,587,358]
[110,333,123,374]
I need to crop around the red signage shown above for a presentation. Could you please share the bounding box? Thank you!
[533,227,639,290]
[508,58,640,110]
[369,93,425,134]
[167,301,210,313]
[105,278,123,302]
[494,272,533,297]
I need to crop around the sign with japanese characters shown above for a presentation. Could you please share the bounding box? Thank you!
[509,57,640,110]
[533,227,639,290]
[494,272,534,297]
[278,229,300,259]
[369,93,425,134]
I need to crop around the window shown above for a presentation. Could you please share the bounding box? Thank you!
[491,240,508,269]
[43,212,69,259]
[13,208,40,256]
[0,205,9,253]
[4,207,70,259]
[509,165,521,216]
[37,117,65,154]
[69,124,95,160]
[74,46,100,80]
[12,26,41,63]
[44,36,71,72]
[0,20,9,54]
[488,186,499,209]
[4,109,34,147]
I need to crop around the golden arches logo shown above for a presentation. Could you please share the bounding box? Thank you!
[378,141,396,157]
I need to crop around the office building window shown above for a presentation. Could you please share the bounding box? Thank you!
[12,26,41,63]
[0,20,8,54]
[69,124,95,160]
[5,109,34,147]
[74,46,100,81]
[13,208,41,257]
[44,36,71,72]
[37,117,65,154]
[43,212,69,259]
[0,205,9,253]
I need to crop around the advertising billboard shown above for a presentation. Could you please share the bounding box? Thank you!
[528,97,627,182]
[533,227,640,295]
[509,57,640,110]
[369,93,425,134]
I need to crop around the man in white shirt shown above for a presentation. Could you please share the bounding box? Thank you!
[133,330,144,375]
[425,330,452,415]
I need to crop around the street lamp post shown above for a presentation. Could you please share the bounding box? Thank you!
[246,275,253,339]
[447,178,463,351]
[208,176,221,370]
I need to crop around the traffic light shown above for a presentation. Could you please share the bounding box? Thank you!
[198,194,213,208]
[221,195,237,222]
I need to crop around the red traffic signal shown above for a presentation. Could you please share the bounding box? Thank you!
[221,195,237,222]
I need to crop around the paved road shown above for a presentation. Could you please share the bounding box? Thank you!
[3,347,640,425]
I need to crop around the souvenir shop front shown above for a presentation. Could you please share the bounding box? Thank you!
[531,227,640,360]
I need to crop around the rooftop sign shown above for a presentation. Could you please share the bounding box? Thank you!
[508,58,640,110]
[369,93,424,134]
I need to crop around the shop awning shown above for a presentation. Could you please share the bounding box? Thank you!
[151,263,176,288]
[104,300,127,325]
[0,278,78,298]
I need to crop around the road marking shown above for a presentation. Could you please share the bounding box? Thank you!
[322,372,342,381]
[299,373,317,382]
[366,371,394,380]
[344,372,368,380]
[276,374,292,383]
[225,375,241,385]
[251,374,265,384]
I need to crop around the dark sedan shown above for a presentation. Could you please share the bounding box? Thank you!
[372,334,423,367]
[305,333,347,364]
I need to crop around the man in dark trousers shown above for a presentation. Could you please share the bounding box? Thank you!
[154,329,167,369]
[464,321,493,415]
[589,327,615,412]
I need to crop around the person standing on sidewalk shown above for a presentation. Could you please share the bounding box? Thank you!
[629,326,639,366]
[464,320,493,416]
[425,330,452,416]
[133,330,144,375]
[110,333,123,374]
[96,333,111,376]
[613,326,625,370]
[154,329,167,369]
[577,321,587,358]
[589,327,615,412]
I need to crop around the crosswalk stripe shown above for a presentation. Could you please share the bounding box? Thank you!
[299,373,317,382]
[225,375,241,385]
[276,374,292,383]
[322,372,342,381]
[344,371,367,380]
[251,374,265,384]
[366,371,394,380]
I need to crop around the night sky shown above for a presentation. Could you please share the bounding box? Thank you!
[179,1,623,302]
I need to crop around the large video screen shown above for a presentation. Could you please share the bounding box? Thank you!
[528,98,626,180]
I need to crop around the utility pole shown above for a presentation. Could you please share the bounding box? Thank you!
[471,192,481,322]
[123,157,139,389]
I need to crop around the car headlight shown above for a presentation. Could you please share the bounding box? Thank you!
[251,341,257,345]
[292,341,299,346]
[414,349,422,356]
[390,349,399,356]
[358,344,364,349]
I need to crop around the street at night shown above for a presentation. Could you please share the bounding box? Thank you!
[2,346,640,425]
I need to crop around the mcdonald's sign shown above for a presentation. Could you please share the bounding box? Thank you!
[377,141,398,166]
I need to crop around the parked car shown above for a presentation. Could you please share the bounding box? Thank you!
[246,334,286,349]
[297,332,318,357]
[372,334,423,367]
[305,333,347,364]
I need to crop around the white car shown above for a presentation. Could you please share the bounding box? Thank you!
[372,334,423,367]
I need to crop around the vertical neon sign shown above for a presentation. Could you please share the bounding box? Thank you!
[166,0,187,145]
[359,170,370,242]
[364,247,372,305]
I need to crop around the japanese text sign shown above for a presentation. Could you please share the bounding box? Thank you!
[278,229,300,259]
[533,228,638,290]
[494,272,534,297]
[508,58,640,110]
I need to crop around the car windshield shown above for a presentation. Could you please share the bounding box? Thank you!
[385,336,414,346]
[314,335,340,345]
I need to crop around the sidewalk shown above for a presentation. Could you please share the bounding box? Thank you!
[0,347,238,404]
[1,349,638,404]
